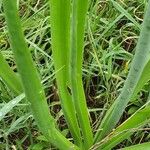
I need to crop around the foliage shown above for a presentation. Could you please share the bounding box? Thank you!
[1,0,150,149]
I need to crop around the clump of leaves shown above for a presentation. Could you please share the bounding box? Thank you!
[1,0,150,149]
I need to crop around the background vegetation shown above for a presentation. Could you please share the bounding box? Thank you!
[0,0,149,149]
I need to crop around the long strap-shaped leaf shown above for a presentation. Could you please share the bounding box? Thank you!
[3,1,79,149]
[95,0,150,142]
[0,52,23,95]
[49,0,82,147]
[70,0,93,149]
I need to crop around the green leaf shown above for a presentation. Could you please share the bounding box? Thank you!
[0,52,23,95]
[49,0,82,147]
[122,142,150,150]
[96,102,150,150]
[0,94,25,122]
[0,0,2,9]
[3,0,79,149]
[6,113,31,135]
[110,0,141,29]
[95,0,150,142]
[70,0,93,148]
[131,59,150,100]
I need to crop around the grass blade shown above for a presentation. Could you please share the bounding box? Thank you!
[6,113,31,135]
[96,101,150,150]
[0,94,25,121]
[3,1,78,149]
[70,0,93,148]
[49,0,82,146]
[122,142,150,150]
[0,52,23,95]
[110,0,141,30]
[95,0,150,142]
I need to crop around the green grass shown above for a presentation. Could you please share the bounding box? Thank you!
[1,0,150,150]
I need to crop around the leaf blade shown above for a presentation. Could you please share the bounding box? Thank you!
[95,0,150,142]
[49,0,82,147]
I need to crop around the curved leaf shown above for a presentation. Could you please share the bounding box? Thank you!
[95,0,150,142]
[96,101,150,150]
